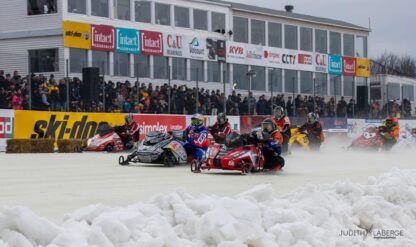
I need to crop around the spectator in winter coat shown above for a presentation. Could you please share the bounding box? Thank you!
[11,89,23,110]
[256,95,269,115]
[58,79,67,110]
[286,97,294,117]
[49,80,60,111]
[40,85,50,110]
[0,87,9,108]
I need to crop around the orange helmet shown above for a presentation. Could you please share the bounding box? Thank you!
[393,117,399,125]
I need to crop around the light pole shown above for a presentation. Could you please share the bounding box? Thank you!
[246,69,256,115]
[313,76,316,112]
[268,68,275,114]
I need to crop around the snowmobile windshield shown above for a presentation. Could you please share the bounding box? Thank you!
[145,131,169,145]
[98,123,113,137]
[225,132,243,149]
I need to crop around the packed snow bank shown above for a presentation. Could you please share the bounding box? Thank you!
[1,168,416,247]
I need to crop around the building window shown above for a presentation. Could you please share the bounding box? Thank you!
[402,85,414,101]
[315,72,327,96]
[28,0,57,15]
[207,62,220,82]
[233,64,249,89]
[153,56,168,79]
[212,12,226,33]
[172,57,187,80]
[300,71,313,94]
[251,19,265,45]
[191,60,204,81]
[355,36,368,57]
[330,32,341,55]
[251,66,265,91]
[92,50,109,75]
[284,25,298,50]
[315,29,327,53]
[91,0,109,18]
[69,48,87,73]
[68,0,86,14]
[174,6,189,28]
[343,76,354,96]
[155,3,170,26]
[343,34,354,57]
[134,54,150,78]
[233,17,248,43]
[29,49,58,73]
[284,69,298,93]
[135,1,151,23]
[268,22,282,48]
[300,27,312,52]
[268,68,282,92]
[115,0,130,20]
[387,83,400,100]
[114,53,130,76]
[193,9,207,30]
[330,75,342,96]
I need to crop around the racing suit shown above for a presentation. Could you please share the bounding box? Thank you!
[273,116,291,153]
[251,130,284,170]
[379,123,400,150]
[299,121,324,151]
[184,125,210,160]
[210,121,232,144]
[114,121,140,148]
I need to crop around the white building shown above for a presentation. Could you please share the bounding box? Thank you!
[0,0,371,104]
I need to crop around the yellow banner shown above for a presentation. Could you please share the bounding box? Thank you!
[356,58,371,78]
[14,111,125,141]
[63,21,91,49]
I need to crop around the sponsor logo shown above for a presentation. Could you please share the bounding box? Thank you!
[329,55,343,74]
[65,31,89,40]
[315,53,327,72]
[141,31,163,55]
[166,34,184,56]
[91,25,114,51]
[119,33,138,46]
[247,51,262,59]
[282,54,296,64]
[189,37,204,55]
[116,28,140,54]
[229,46,244,54]
[343,57,356,75]
[264,50,281,62]
[0,117,13,139]
[298,54,312,65]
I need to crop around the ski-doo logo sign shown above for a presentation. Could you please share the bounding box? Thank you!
[0,117,13,138]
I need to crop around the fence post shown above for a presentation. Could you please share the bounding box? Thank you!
[28,54,32,110]
[223,64,226,114]
[66,59,70,112]
[102,61,105,112]
[168,65,171,114]
[196,68,199,114]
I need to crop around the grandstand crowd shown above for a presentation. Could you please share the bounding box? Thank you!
[0,70,413,118]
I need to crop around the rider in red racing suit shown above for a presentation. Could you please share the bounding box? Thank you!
[210,113,232,144]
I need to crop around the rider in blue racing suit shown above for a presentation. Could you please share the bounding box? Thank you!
[184,113,210,161]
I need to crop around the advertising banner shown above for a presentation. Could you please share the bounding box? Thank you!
[91,24,115,51]
[246,45,264,66]
[14,111,125,141]
[63,21,91,49]
[226,42,246,64]
[163,33,186,57]
[314,53,328,73]
[343,56,356,76]
[263,46,282,67]
[297,52,314,72]
[356,58,371,78]
[141,30,163,56]
[206,38,226,62]
[328,54,343,75]
[116,27,140,54]
[133,114,186,139]
[0,109,14,152]
[185,36,206,60]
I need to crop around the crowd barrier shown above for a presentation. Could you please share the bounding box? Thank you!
[1,109,415,151]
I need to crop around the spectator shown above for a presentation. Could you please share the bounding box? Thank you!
[337,97,347,117]
[49,79,60,111]
[286,96,294,117]
[39,84,50,110]
[0,87,9,108]
[256,95,269,115]
[58,79,67,111]
[347,99,356,118]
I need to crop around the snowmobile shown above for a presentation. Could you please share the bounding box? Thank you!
[190,131,284,174]
[393,128,416,150]
[84,123,125,152]
[289,127,309,150]
[347,126,385,151]
[118,130,188,167]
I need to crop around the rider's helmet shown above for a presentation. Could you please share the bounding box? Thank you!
[307,112,317,124]
[261,118,275,133]
[191,113,205,128]
[393,117,399,126]
[385,116,393,127]
[273,106,285,120]
[125,114,133,125]
[217,112,228,125]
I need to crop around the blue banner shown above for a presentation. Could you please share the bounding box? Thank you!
[116,28,140,54]
[328,54,342,75]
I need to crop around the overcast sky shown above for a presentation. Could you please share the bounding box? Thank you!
[227,0,416,59]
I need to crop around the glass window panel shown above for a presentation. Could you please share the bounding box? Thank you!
[330,32,341,55]
[190,60,204,81]
[135,1,151,23]
[174,6,189,28]
[343,34,354,57]
[134,54,150,78]
[155,3,170,26]
[114,53,130,76]
[153,56,168,79]
[268,22,282,48]
[315,29,328,53]
[29,49,59,73]
[233,17,248,43]
[69,48,87,73]
[233,64,248,90]
[68,0,86,14]
[172,57,187,80]
[402,85,414,101]
[207,61,220,82]
[268,68,282,92]
[91,0,109,18]
[193,9,207,30]
[343,76,354,96]
[355,36,368,57]
[285,69,298,93]
[300,27,312,52]
[251,66,265,91]
[92,50,109,75]
[330,75,342,96]
[284,25,298,50]
[315,72,328,96]
[300,71,313,94]
[212,12,226,32]
[387,83,401,101]
[28,0,57,15]
[251,19,265,45]
[116,0,130,20]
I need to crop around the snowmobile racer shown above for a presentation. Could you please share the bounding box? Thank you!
[298,112,324,151]
[272,106,291,153]
[378,116,400,150]
[113,114,140,149]
[184,113,210,162]
[209,113,232,144]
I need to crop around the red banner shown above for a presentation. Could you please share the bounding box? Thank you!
[141,31,163,56]
[133,114,186,138]
[343,56,356,76]
[91,24,115,51]
[298,54,313,65]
